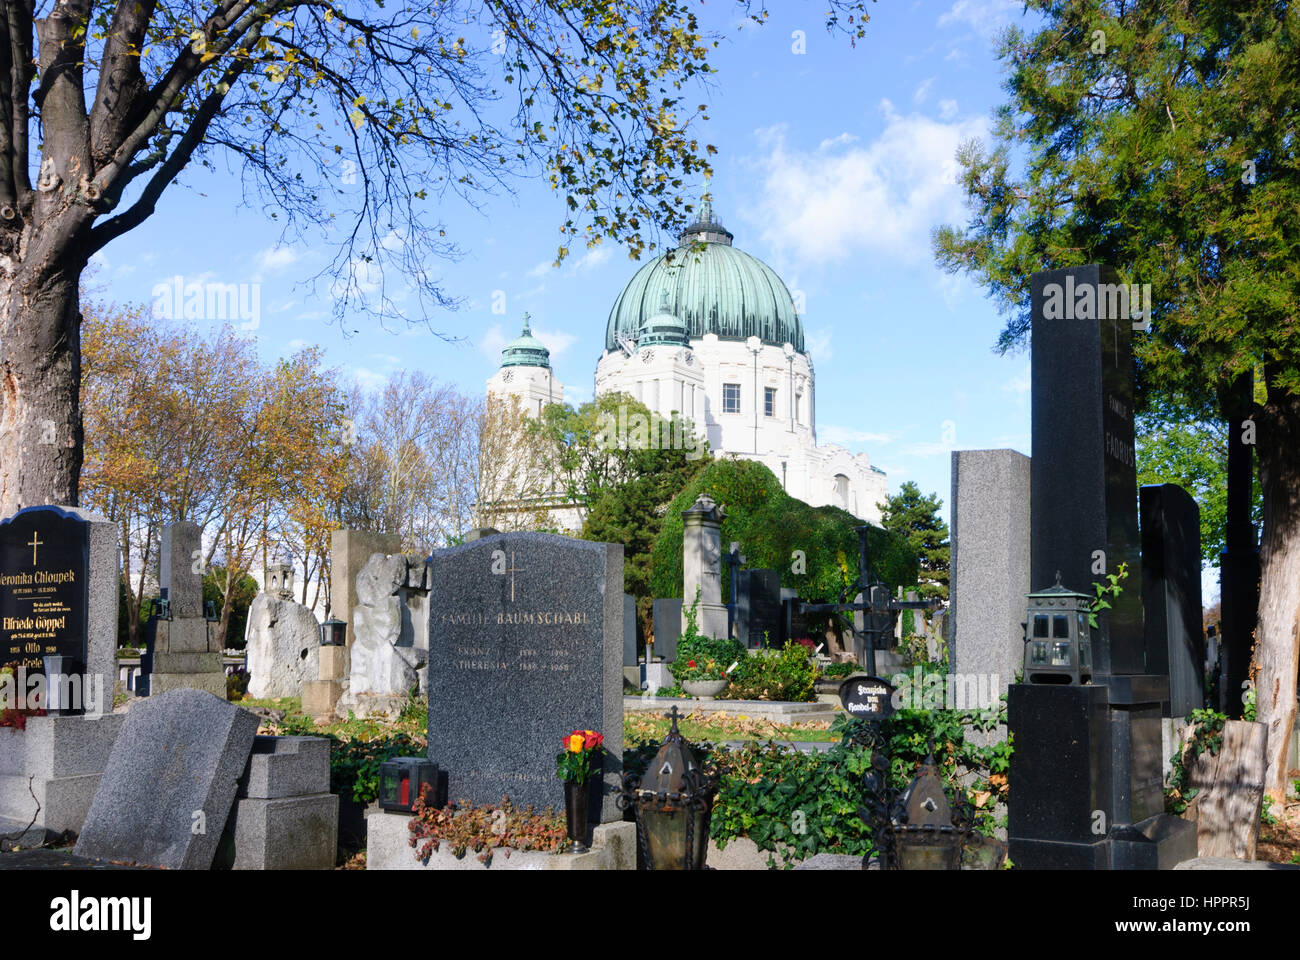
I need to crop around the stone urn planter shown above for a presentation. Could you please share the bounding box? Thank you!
[683,679,727,700]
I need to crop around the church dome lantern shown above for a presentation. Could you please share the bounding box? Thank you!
[500,314,550,368]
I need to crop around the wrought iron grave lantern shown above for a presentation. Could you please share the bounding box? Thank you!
[378,757,441,813]
[320,616,346,646]
[618,706,719,870]
[891,745,972,870]
[1022,573,1093,685]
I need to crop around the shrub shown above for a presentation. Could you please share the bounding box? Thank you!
[225,668,250,701]
[329,732,427,805]
[669,596,746,686]
[723,642,817,702]
[821,661,856,679]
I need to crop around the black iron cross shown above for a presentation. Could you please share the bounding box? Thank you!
[795,525,937,676]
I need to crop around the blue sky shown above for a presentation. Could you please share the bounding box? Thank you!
[91,1,1046,541]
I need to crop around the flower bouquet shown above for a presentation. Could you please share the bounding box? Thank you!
[555,729,604,851]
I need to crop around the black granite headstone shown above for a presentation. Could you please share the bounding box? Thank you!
[652,598,682,662]
[1029,264,1143,673]
[1008,265,1196,870]
[736,569,782,648]
[0,506,90,681]
[623,593,637,667]
[426,532,624,823]
[1140,484,1205,718]
[780,588,808,646]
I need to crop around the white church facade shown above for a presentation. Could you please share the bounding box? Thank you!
[485,201,886,527]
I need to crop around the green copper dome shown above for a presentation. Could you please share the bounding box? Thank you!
[604,201,805,353]
[500,314,550,368]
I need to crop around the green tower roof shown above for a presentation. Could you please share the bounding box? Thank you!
[500,314,550,368]
[605,201,804,353]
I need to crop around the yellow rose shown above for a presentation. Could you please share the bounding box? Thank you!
[567,734,584,753]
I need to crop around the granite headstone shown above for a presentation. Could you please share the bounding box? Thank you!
[426,532,623,823]
[736,569,781,648]
[0,506,90,682]
[652,598,682,661]
[1029,264,1142,671]
[623,593,637,667]
[950,449,1031,728]
[1141,484,1205,718]
[74,689,260,869]
[780,588,808,646]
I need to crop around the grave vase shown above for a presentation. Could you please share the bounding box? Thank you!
[564,779,591,852]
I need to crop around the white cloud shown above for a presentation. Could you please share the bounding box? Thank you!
[531,326,576,361]
[287,338,309,350]
[805,327,833,363]
[256,246,299,274]
[938,99,959,121]
[820,424,895,447]
[570,246,613,273]
[913,77,935,105]
[349,366,389,392]
[747,106,989,268]
[818,132,858,151]
[1000,364,1031,407]
[526,259,553,279]
[937,0,1023,40]
[480,323,508,362]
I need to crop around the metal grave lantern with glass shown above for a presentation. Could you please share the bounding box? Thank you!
[1022,573,1093,685]
[319,616,346,646]
[617,706,719,870]
[378,757,440,813]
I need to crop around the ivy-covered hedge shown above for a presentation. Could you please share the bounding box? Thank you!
[648,458,917,608]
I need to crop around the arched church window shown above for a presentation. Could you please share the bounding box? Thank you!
[834,474,850,509]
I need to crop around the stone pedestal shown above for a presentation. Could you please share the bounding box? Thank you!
[0,713,125,836]
[302,643,348,721]
[1008,682,1197,869]
[330,528,401,650]
[681,495,729,640]
[215,736,338,870]
[146,523,225,696]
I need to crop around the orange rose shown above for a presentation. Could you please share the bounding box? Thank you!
[566,733,584,753]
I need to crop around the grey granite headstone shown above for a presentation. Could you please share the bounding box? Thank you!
[74,689,260,869]
[160,521,202,619]
[950,450,1031,720]
[427,532,624,823]
[1141,484,1205,718]
[623,593,637,667]
[652,598,682,661]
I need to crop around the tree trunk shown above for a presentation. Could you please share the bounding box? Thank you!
[0,258,86,515]
[1255,389,1300,803]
